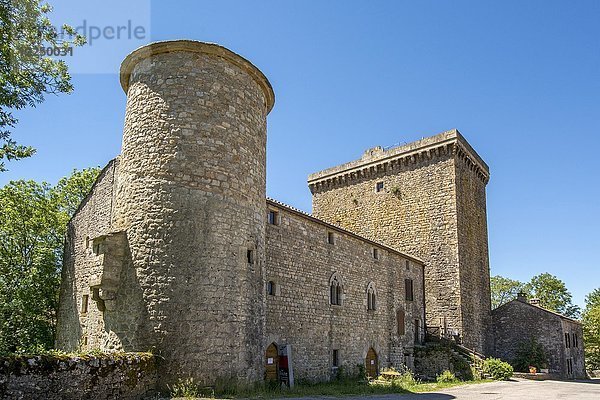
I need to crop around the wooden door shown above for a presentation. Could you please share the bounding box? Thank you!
[365,347,378,378]
[265,343,279,382]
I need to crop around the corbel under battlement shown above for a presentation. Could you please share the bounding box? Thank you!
[88,230,127,311]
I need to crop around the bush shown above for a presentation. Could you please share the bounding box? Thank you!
[483,358,513,380]
[512,337,548,372]
[168,377,200,399]
[436,370,458,383]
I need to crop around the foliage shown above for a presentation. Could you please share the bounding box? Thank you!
[511,337,548,372]
[482,358,513,380]
[583,288,600,371]
[436,370,458,383]
[168,377,200,399]
[491,275,526,309]
[0,168,99,354]
[525,273,581,318]
[493,273,581,318]
[0,0,85,171]
[585,288,600,309]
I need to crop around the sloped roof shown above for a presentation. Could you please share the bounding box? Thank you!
[492,299,582,325]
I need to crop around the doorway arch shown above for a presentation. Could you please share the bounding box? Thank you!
[365,347,378,378]
[265,342,279,382]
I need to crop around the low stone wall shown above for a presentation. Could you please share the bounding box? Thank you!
[513,372,561,381]
[0,352,156,400]
[413,344,472,381]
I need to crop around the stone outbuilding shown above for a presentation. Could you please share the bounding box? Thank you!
[492,294,585,379]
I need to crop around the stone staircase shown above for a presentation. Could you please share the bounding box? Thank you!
[450,343,489,379]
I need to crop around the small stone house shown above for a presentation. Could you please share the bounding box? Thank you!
[492,294,585,379]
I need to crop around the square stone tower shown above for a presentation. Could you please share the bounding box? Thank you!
[308,130,492,353]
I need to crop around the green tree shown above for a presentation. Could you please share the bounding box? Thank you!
[491,275,526,309]
[583,288,600,371]
[0,0,85,171]
[585,288,600,309]
[0,168,98,354]
[525,273,581,318]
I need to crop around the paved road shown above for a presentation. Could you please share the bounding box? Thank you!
[284,379,600,400]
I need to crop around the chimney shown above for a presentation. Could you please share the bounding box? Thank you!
[530,298,541,307]
[516,292,528,302]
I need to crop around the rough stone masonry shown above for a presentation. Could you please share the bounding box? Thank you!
[54,39,582,387]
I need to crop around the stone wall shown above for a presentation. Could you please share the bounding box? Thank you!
[455,146,492,353]
[309,130,492,353]
[492,299,586,379]
[56,158,122,351]
[0,353,155,400]
[265,200,425,382]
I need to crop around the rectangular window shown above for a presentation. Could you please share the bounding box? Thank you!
[247,249,254,265]
[405,260,410,270]
[327,231,335,245]
[574,333,578,348]
[81,294,89,314]
[397,310,405,335]
[332,349,339,367]
[268,210,279,225]
[565,332,570,348]
[376,182,384,192]
[373,248,379,260]
[267,281,275,296]
[405,279,414,301]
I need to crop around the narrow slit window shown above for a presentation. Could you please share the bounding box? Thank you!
[247,249,255,266]
[267,281,276,296]
[405,279,414,301]
[81,294,89,314]
[373,248,379,260]
[332,349,339,367]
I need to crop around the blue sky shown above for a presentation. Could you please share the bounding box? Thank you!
[2,0,599,308]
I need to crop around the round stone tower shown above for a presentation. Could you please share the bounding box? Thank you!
[116,40,274,386]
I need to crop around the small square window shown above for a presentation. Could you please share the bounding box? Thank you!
[376,182,384,192]
[332,349,339,367]
[373,248,379,260]
[327,232,335,245]
[247,249,255,265]
[268,210,279,225]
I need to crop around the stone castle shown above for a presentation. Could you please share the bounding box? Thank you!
[55,40,583,386]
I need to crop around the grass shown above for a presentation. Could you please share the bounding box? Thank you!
[167,375,493,399]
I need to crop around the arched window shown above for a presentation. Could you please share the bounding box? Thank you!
[366,282,376,311]
[329,272,343,305]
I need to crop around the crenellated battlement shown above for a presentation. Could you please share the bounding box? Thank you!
[308,129,489,194]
